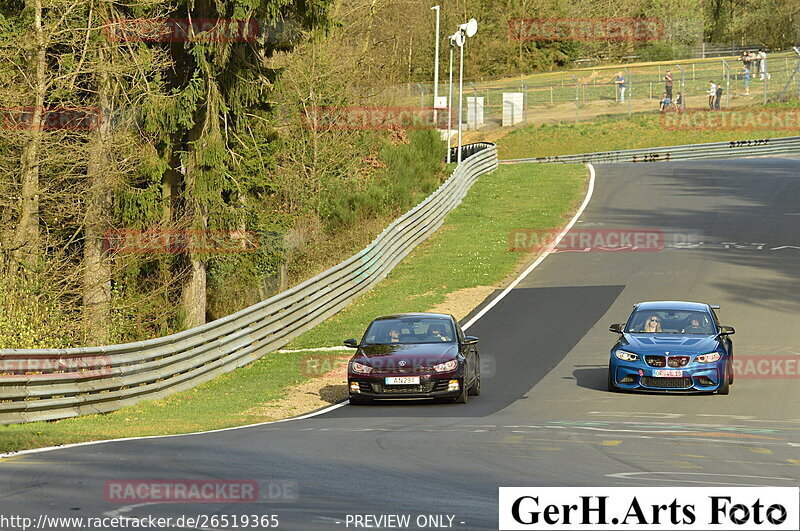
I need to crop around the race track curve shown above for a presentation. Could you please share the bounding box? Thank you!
[1,158,800,531]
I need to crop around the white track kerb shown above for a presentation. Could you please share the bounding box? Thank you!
[0,164,597,460]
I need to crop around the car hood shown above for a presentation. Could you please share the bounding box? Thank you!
[619,334,720,354]
[354,342,458,365]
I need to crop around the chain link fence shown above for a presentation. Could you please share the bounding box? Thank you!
[377,50,800,130]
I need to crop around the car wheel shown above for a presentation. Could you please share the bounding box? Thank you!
[349,395,371,405]
[717,366,731,395]
[728,359,734,384]
[469,360,481,396]
[607,367,619,393]
[453,379,469,404]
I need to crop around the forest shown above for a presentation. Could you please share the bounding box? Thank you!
[0,0,796,348]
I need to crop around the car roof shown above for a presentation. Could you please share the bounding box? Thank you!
[373,313,454,321]
[634,301,711,311]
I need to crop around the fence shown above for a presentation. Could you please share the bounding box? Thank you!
[0,144,498,425]
[382,50,800,128]
[501,135,800,164]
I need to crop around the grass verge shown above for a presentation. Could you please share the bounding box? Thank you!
[0,162,587,452]
[498,106,800,160]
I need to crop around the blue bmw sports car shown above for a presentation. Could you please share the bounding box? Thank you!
[607,301,735,394]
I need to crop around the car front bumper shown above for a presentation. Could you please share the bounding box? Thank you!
[348,371,464,400]
[610,360,727,392]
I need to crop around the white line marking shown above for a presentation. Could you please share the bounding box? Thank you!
[462,163,596,330]
[276,346,351,353]
[0,401,347,460]
[607,471,796,486]
[2,164,597,459]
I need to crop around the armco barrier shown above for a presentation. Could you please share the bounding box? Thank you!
[501,135,800,165]
[0,143,498,424]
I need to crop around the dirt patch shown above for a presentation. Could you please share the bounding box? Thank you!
[241,354,350,421]
[429,285,496,321]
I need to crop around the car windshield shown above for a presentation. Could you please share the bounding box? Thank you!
[362,318,456,344]
[626,309,716,335]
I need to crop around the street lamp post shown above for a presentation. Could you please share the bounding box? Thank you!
[431,6,440,126]
[455,19,478,165]
[446,35,455,163]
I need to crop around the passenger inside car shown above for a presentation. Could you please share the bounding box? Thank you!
[641,315,663,333]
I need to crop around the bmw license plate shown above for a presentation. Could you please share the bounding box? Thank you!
[385,377,420,385]
[653,370,683,378]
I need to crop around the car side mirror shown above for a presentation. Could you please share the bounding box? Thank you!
[463,336,479,345]
[718,326,735,335]
[343,339,359,348]
[609,323,624,334]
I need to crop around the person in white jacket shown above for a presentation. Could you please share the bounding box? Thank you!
[707,80,717,110]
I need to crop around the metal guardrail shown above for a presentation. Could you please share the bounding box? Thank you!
[500,136,800,165]
[0,144,498,424]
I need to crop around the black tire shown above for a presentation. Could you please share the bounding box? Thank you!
[468,359,481,396]
[349,395,371,405]
[453,378,469,404]
[717,365,731,395]
[729,358,734,384]
[607,367,619,393]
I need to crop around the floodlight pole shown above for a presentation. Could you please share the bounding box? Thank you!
[446,38,455,163]
[431,6,440,126]
[457,36,465,164]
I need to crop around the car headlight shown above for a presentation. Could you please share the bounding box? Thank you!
[350,361,373,374]
[695,352,721,363]
[433,360,458,372]
[615,350,639,362]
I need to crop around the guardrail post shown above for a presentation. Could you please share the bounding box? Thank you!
[520,80,528,125]
[624,68,632,117]
[572,75,579,123]
[721,59,730,107]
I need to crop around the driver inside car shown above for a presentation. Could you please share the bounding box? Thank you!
[682,317,707,334]
[425,324,451,342]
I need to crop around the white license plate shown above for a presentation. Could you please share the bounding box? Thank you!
[385,377,420,385]
[653,370,683,378]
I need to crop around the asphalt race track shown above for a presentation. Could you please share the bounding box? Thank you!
[2,158,800,530]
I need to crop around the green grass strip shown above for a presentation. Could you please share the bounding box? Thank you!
[0,162,587,452]
[499,109,800,160]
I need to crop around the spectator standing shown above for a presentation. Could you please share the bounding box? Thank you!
[715,84,723,110]
[758,49,767,80]
[740,51,752,73]
[664,70,673,100]
[614,72,626,103]
[752,50,761,78]
[707,80,717,110]
[740,65,750,95]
